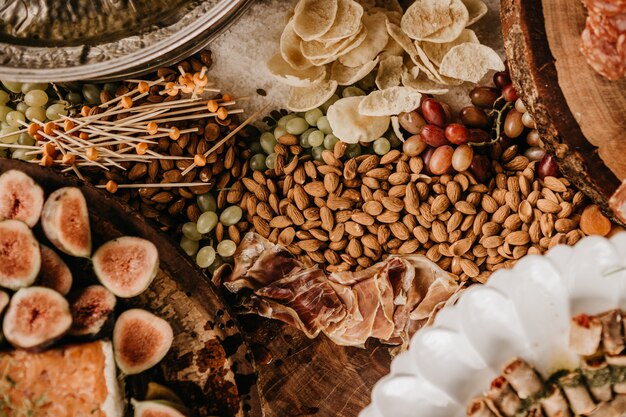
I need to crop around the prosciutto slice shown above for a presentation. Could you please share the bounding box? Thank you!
[214,233,459,347]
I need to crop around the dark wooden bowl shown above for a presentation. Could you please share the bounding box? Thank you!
[501,0,626,223]
[0,158,261,417]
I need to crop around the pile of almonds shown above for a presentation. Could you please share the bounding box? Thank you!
[231,135,608,281]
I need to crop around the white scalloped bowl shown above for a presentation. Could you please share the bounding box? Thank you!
[361,233,626,417]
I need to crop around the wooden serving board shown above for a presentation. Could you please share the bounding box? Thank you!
[501,0,626,221]
[0,159,262,417]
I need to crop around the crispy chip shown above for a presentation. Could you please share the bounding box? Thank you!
[317,0,364,42]
[421,29,479,66]
[358,86,423,116]
[280,20,313,70]
[327,96,390,143]
[391,115,405,142]
[401,67,449,95]
[421,0,469,43]
[439,43,504,83]
[375,55,403,90]
[401,0,454,40]
[339,12,389,67]
[301,24,367,60]
[287,79,339,112]
[379,37,405,60]
[267,53,327,87]
[331,57,379,85]
[293,0,339,41]
[462,0,488,26]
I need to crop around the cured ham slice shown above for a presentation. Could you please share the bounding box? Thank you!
[486,376,522,417]
[502,358,544,400]
[570,313,603,356]
[467,398,499,417]
[540,385,572,417]
[598,310,625,355]
[214,233,459,347]
[559,371,597,415]
[582,358,614,402]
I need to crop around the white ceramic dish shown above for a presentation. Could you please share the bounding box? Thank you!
[361,233,626,417]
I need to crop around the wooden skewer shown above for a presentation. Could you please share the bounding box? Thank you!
[99,77,164,108]
[96,182,210,189]
[144,108,244,124]
[181,104,269,176]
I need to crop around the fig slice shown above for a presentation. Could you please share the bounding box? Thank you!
[41,187,92,258]
[93,237,159,298]
[0,220,41,290]
[0,169,45,227]
[113,309,173,375]
[69,285,117,336]
[132,399,186,417]
[3,286,72,350]
[38,245,73,295]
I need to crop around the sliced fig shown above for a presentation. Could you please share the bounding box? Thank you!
[93,237,159,298]
[69,285,117,336]
[113,309,173,375]
[38,245,73,295]
[41,187,91,258]
[0,220,41,290]
[3,286,72,350]
[132,399,187,417]
[0,169,45,227]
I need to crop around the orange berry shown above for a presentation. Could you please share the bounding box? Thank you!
[120,96,133,109]
[40,155,54,167]
[105,180,118,194]
[165,82,178,97]
[81,106,91,117]
[79,132,89,140]
[136,142,149,155]
[86,148,99,161]
[138,81,150,94]
[221,92,233,102]
[169,127,181,141]
[193,72,208,87]
[207,100,219,113]
[27,123,39,136]
[147,121,159,135]
[61,154,76,165]
[34,133,44,142]
[194,154,207,167]
[63,119,75,132]
[43,142,57,157]
[216,107,229,120]
[43,122,57,136]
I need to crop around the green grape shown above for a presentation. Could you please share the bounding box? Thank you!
[82,84,101,105]
[299,128,315,148]
[249,142,263,155]
[182,222,203,241]
[66,92,83,105]
[6,111,25,128]
[103,83,118,96]
[277,113,297,128]
[320,94,339,113]
[0,126,19,144]
[1,81,22,94]
[311,146,324,161]
[317,116,332,135]
[197,193,217,213]
[25,106,46,122]
[265,153,278,169]
[286,117,309,135]
[17,133,35,146]
[180,236,200,256]
[0,106,12,122]
[196,211,218,234]
[0,91,9,106]
[250,153,267,171]
[259,131,277,154]
[24,90,48,107]
[16,102,28,113]
[323,134,339,150]
[342,86,366,98]
[46,103,68,120]
[273,126,287,140]
[373,138,391,155]
[217,240,237,258]
[387,132,402,148]
[11,149,34,160]
[196,246,216,268]
[345,143,362,158]
[220,206,243,226]
[308,130,324,147]
[20,83,48,93]
[304,108,323,126]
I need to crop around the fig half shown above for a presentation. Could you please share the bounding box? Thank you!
[41,187,92,258]
[69,285,117,336]
[131,400,187,417]
[38,245,73,295]
[113,309,173,375]
[0,169,44,227]
[93,237,159,298]
[0,220,41,290]
[3,286,72,350]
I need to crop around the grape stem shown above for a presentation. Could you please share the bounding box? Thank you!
[470,96,513,148]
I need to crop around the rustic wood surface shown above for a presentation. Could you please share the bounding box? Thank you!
[501,0,625,221]
[0,159,262,417]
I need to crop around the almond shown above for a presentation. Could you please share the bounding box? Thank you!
[482,235,504,249]
[363,200,383,216]
[347,239,363,258]
[329,224,345,242]
[377,210,400,224]
[343,158,357,180]
[322,150,342,167]
[361,234,381,251]
[256,202,274,220]
[297,239,322,252]
[304,181,327,198]
[454,201,476,215]
[252,216,270,238]
[481,195,498,213]
[357,155,379,173]
[352,211,375,226]
[506,230,530,246]
[388,172,410,185]
[378,225,390,245]
[460,259,479,278]
[286,204,305,226]
[366,168,392,180]
[327,196,353,211]
[390,222,410,241]
[269,216,292,228]
[543,176,567,193]
[345,221,365,237]
[431,221,448,243]
[309,229,329,242]
[537,198,561,214]
[318,165,342,176]
[278,227,296,246]
[380,149,401,164]
[324,173,340,194]
[381,196,404,213]
[430,194,450,215]
[398,239,420,254]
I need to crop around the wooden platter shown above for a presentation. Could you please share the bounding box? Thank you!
[500,0,626,221]
[0,159,262,417]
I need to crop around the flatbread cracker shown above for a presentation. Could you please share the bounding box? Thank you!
[267,53,327,87]
[288,79,339,112]
[327,96,390,143]
[293,0,339,41]
[375,55,403,90]
[358,86,423,116]
[339,12,389,67]
[280,20,313,70]
[331,57,379,85]
[439,43,504,83]
[317,0,364,42]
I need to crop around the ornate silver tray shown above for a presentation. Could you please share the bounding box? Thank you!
[0,0,255,82]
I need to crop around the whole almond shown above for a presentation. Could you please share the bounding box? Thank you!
[380,150,401,164]
[293,184,310,210]
[544,176,567,193]
[367,168,392,180]
[318,165,342,176]
[324,173,340,194]
[431,221,448,243]
[377,210,401,224]
[506,230,530,245]
[378,225,391,245]
[329,224,344,242]
[333,141,347,159]
[481,195,498,213]
[363,200,384,216]
[304,160,318,179]
[352,211,375,226]
[540,213,555,238]
[269,216,292,228]
[529,220,541,243]
[460,259,479,278]
[304,182,327,198]
[309,229,329,242]
[286,204,305,226]
[347,239,363,258]
[398,239,420,254]
[327,196,353,211]
[335,210,354,223]
[537,199,561,214]
[283,156,299,176]
[431,194,450,215]
[256,202,274,220]
[278,227,296,246]
[390,222,410,240]
[361,234,381,251]
[413,226,429,244]
[492,205,510,224]
[320,206,334,231]
[455,201,476,215]
[297,239,322,252]
[404,183,420,215]
[324,249,341,265]
[446,181,461,204]
[388,172,411,185]
[555,218,577,233]
[252,216,270,238]
[482,235,504,249]
[388,185,407,198]
[345,221,365,237]
[447,211,463,233]
[343,159,357,180]
[451,238,472,256]
[322,150,342,167]
[381,196,404,213]
[357,155,379,173]
[519,200,533,223]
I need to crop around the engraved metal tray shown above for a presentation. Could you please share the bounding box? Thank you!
[0,0,254,82]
